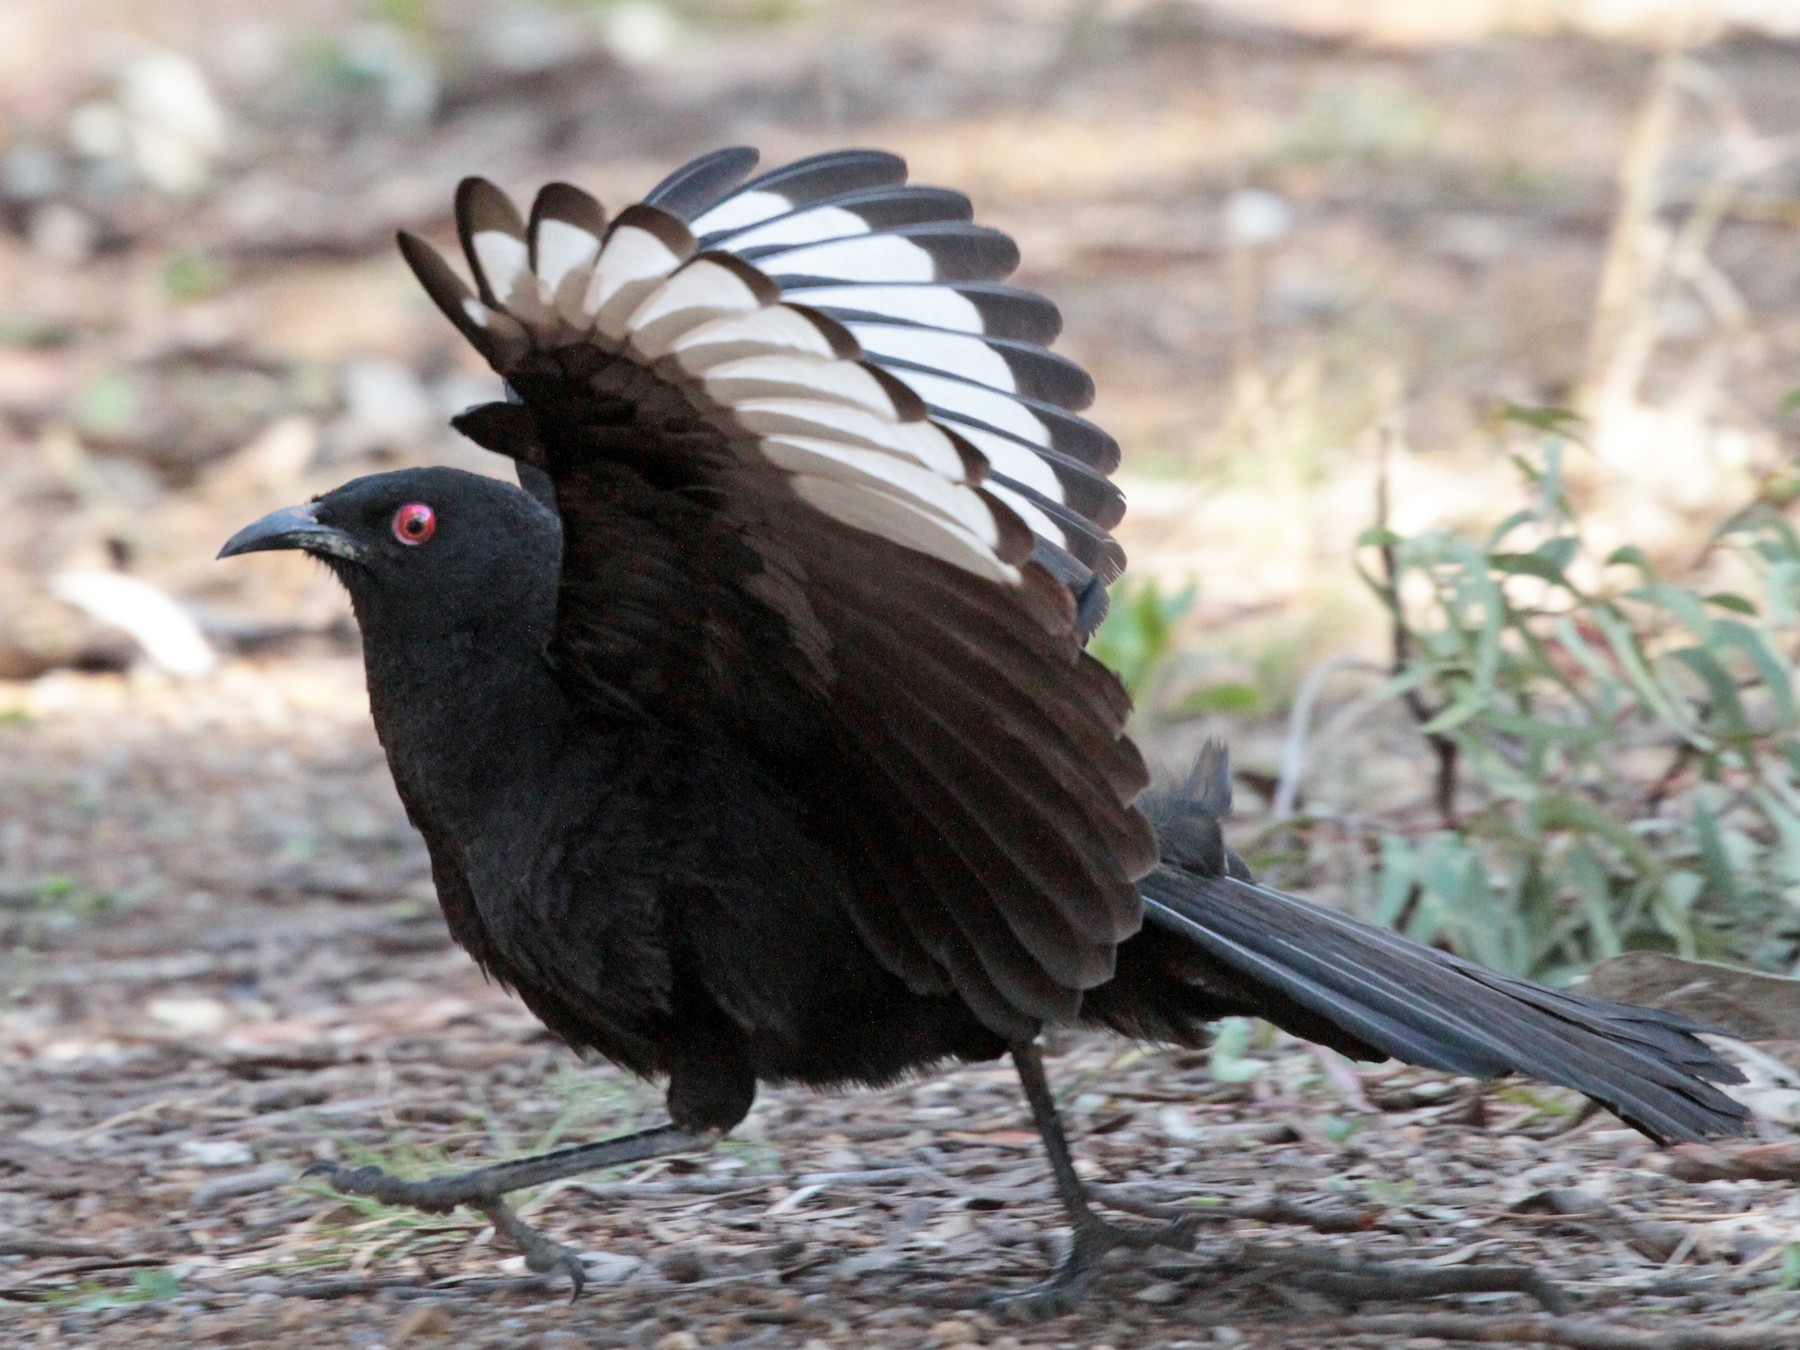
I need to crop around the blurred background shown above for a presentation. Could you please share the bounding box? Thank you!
[7,0,1800,1335]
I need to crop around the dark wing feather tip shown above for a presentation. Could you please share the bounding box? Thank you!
[731,149,908,204]
[643,146,762,220]
[607,202,699,258]
[528,182,607,266]
[454,177,527,304]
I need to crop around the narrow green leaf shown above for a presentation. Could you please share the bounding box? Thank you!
[1704,591,1758,616]
[1419,691,1487,735]
[1592,607,1711,748]
[1670,646,1750,740]
[1713,620,1798,726]
[1484,508,1541,553]
[1626,583,1714,640]
[1691,803,1743,912]
[1490,552,1570,584]
[1372,835,1416,928]
[1500,403,1586,439]
[1533,791,1664,878]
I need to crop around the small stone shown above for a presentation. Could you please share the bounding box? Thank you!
[148,995,230,1035]
[654,1334,699,1350]
[929,1319,979,1346]
[1223,187,1293,246]
[28,202,96,264]
[192,1163,294,1209]
[178,1139,254,1168]
[656,1250,706,1284]
[394,1303,451,1343]
[1134,1280,1183,1304]
[577,1251,642,1285]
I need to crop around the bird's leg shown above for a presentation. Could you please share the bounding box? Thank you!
[983,1041,1199,1320]
[306,1122,720,1296]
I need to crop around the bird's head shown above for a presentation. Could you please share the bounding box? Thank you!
[219,466,561,641]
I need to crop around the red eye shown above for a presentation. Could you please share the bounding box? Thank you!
[392,503,436,545]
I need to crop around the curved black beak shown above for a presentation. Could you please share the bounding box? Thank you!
[218,503,365,564]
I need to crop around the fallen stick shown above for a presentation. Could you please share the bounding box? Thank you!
[1315,1311,1793,1348]
[1091,1183,1382,1235]
[1661,1141,1800,1183]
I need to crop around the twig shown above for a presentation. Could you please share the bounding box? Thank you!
[1288,1263,1567,1314]
[1222,1241,1568,1314]
[1271,655,1386,820]
[1372,423,1460,828]
[1661,1140,1800,1183]
[1509,1188,1694,1264]
[1312,1312,1791,1348]
[0,1234,122,1259]
[1089,1184,1381,1235]
[564,1165,919,1205]
[270,1273,556,1300]
[1643,740,1699,813]
[5,1256,166,1284]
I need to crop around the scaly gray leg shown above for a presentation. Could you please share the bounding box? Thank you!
[968,1042,1199,1321]
[306,1122,720,1297]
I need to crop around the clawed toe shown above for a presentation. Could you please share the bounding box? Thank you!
[923,1212,1198,1323]
[479,1198,587,1299]
[1092,1214,1199,1254]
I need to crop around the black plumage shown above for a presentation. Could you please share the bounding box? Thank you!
[220,147,1750,1314]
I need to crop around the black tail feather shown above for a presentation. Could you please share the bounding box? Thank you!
[1142,743,1750,1146]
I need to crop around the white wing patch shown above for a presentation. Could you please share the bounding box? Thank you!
[690,189,792,237]
[399,152,1136,596]
[723,205,872,252]
[534,217,601,296]
[850,324,1018,394]
[590,220,693,339]
[785,283,985,332]
[760,234,938,284]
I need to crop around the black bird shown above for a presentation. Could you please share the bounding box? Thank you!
[221,147,1750,1313]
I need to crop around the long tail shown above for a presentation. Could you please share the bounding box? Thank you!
[1140,744,1750,1145]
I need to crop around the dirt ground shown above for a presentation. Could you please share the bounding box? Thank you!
[7,2,1800,1346]
[7,664,1800,1349]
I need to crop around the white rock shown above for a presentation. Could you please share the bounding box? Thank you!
[146,994,231,1034]
[51,572,217,678]
[1223,188,1294,247]
[180,1139,256,1168]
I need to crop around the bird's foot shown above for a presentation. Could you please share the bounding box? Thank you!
[937,1212,1200,1322]
[305,1161,586,1298]
[479,1197,587,1300]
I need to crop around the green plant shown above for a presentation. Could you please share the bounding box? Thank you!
[162,248,232,302]
[1344,410,1800,980]
[1090,576,1197,707]
[1206,1016,1266,1084]
[43,1267,182,1311]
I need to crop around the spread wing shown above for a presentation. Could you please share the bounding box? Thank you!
[399,147,1155,1034]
